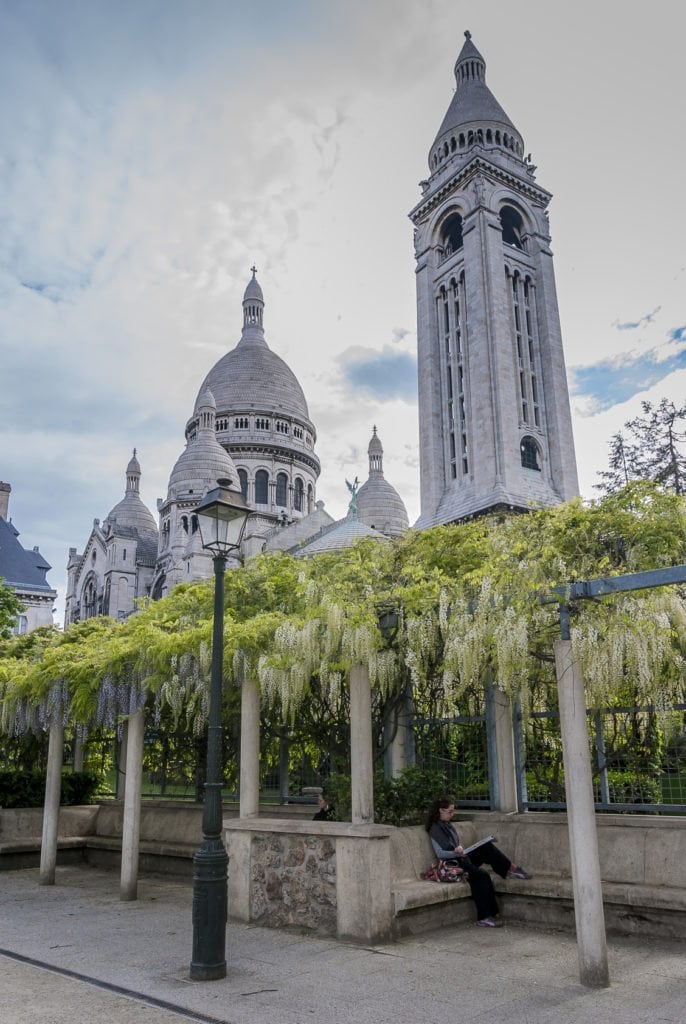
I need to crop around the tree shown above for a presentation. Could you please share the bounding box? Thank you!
[596,399,686,495]
[0,579,23,639]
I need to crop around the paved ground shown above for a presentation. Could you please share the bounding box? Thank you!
[0,865,684,1024]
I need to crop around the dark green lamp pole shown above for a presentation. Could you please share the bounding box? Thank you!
[190,478,250,982]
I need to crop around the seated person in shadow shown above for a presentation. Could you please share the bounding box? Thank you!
[312,792,336,821]
[425,795,531,929]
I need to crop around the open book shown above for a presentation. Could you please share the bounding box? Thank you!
[463,835,495,855]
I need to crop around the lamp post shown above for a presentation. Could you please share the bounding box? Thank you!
[190,477,250,982]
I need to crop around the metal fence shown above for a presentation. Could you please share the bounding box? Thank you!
[411,698,686,815]
[515,702,686,813]
[414,712,491,807]
[75,699,686,815]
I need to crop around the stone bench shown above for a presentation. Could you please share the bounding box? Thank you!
[391,811,686,941]
[0,806,98,870]
[390,821,476,933]
[468,810,686,941]
[0,802,201,874]
[0,800,319,876]
[224,812,686,944]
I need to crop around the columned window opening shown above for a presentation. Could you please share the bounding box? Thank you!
[275,472,288,507]
[520,436,541,471]
[237,468,248,502]
[438,272,469,480]
[500,205,525,249]
[83,578,97,619]
[294,477,304,512]
[254,470,269,505]
[524,280,540,427]
[438,212,463,264]
[510,273,541,428]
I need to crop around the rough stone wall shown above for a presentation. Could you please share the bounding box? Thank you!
[250,833,337,934]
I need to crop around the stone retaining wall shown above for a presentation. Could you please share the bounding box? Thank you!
[250,832,337,933]
[225,819,395,943]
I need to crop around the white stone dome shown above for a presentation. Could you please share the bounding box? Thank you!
[356,427,409,538]
[194,270,310,425]
[105,450,158,536]
[168,389,239,500]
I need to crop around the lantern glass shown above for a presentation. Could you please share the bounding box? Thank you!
[194,479,250,556]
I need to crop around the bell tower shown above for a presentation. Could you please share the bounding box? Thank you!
[412,32,579,527]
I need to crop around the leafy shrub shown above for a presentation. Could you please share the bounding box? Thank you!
[0,770,100,808]
[324,766,450,826]
[606,770,660,805]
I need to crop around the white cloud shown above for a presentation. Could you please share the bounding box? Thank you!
[1,0,684,622]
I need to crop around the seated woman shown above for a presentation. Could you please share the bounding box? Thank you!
[424,796,531,928]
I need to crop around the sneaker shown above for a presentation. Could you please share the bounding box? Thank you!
[508,865,531,880]
[476,916,503,928]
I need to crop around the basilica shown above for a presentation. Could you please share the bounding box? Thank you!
[63,31,577,627]
[64,269,409,624]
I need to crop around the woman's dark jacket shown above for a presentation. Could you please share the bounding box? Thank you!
[428,820,462,860]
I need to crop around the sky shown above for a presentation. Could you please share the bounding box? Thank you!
[1,0,684,622]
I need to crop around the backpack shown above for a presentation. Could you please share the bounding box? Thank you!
[422,859,467,883]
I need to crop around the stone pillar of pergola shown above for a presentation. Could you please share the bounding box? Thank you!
[554,639,609,988]
[39,721,64,885]
[120,709,145,901]
[240,677,261,818]
[350,664,374,825]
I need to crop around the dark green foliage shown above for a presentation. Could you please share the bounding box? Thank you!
[0,770,100,808]
[0,578,24,639]
[61,771,101,805]
[325,766,450,825]
[0,770,45,807]
[374,766,451,826]
[606,770,660,806]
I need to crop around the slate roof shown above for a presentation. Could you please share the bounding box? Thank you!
[432,32,520,151]
[292,514,387,557]
[0,517,55,594]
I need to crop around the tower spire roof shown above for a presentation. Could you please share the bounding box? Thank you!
[430,31,523,168]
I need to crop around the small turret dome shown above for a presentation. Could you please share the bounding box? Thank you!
[105,450,158,536]
[357,427,409,538]
[168,389,239,500]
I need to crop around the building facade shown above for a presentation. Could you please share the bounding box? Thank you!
[412,32,578,527]
[0,482,56,633]
[66,274,408,618]
[64,453,158,625]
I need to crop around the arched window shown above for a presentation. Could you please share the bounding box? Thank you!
[307,483,313,513]
[439,212,463,257]
[275,472,288,507]
[255,469,269,504]
[237,468,248,502]
[500,205,525,249]
[520,436,541,471]
[294,477,304,512]
[83,577,98,619]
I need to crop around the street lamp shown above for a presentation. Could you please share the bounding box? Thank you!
[190,477,250,982]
